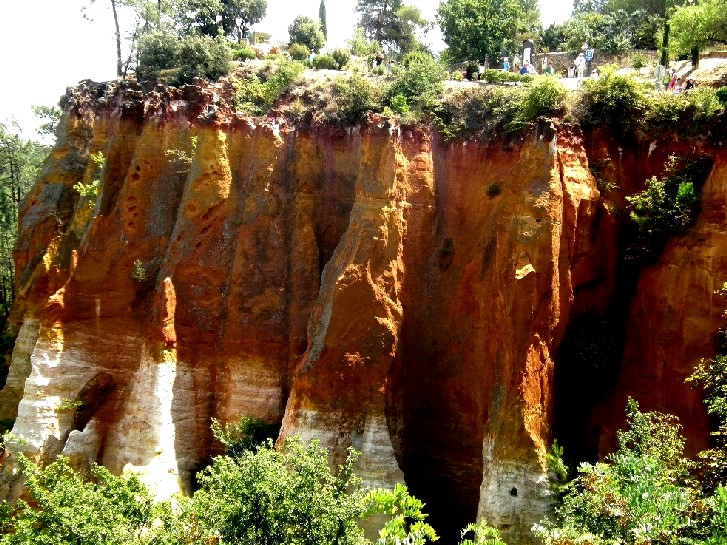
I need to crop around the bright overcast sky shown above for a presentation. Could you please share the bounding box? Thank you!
[0,0,572,138]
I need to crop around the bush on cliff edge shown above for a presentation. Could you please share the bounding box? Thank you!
[137,32,232,85]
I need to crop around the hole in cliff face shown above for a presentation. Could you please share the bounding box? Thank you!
[553,314,622,464]
[509,487,518,497]
[390,342,484,543]
[73,372,117,432]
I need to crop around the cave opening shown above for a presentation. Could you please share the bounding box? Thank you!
[552,313,623,465]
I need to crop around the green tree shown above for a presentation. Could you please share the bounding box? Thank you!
[191,438,438,545]
[356,0,401,46]
[572,0,608,14]
[387,51,445,112]
[626,155,712,257]
[31,105,61,140]
[0,124,48,330]
[137,30,232,83]
[288,15,325,52]
[347,27,379,56]
[319,0,327,39]
[534,398,694,545]
[173,33,232,84]
[221,0,267,42]
[0,427,438,545]
[670,0,727,66]
[170,0,225,35]
[0,455,171,545]
[392,5,430,55]
[516,0,542,42]
[136,30,180,79]
[437,0,519,63]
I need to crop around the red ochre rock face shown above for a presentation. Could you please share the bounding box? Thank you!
[0,79,725,544]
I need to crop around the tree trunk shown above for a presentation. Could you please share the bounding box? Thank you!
[660,20,670,68]
[691,47,700,68]
[111,0,123,78]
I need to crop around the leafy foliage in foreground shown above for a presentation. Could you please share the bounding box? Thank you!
[192,439,369,545]
[0,455,172,545]
[537,282,727,545]
[0,433,439,545]
[535,399,695,545]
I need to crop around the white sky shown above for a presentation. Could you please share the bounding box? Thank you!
[0,0,572,138]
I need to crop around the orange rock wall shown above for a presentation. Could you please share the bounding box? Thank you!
[1,81,725,543]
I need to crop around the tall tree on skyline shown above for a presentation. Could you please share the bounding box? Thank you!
[437,0,519,62]
[319,0,327,39]
[356,0,403,49]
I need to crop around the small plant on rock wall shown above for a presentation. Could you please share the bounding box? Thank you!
[56,398,83,414]
[73,151,104,201]
[131,259,146,282]
[626,155,712,258]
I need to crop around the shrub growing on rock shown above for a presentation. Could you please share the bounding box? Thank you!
[173,34,232,86]
[137,31,180,79]
[330,48,351,70]
[575,65,647,135]
[327,74,386,125]
[519,76,568,123]
[233,59,304,114]
[288,43,310,61]
[232,43,258,61]
[626,155,712,257]
[387,52,445,116]
[312,54,339,70]
[718,87,727,106]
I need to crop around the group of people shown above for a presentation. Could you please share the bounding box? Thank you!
[518,62,537,75]
[661,68,696,93]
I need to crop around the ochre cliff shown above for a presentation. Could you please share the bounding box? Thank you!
[1,79,725,543]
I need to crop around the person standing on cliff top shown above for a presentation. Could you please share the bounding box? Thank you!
[575,53,586,78]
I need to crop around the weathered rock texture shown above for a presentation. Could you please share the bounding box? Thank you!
[1,79,725,543]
